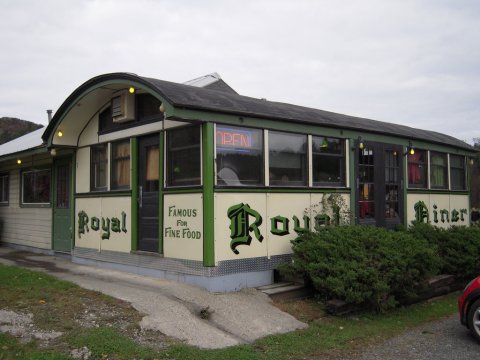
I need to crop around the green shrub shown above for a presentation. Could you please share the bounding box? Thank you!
[287,226,439,311]
[409,222,480,280]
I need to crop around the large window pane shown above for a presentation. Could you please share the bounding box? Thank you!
[111,140,131,189]
[22,169,51,204]
[0,174,8,204]
[408,150,427,188]
[430,152,447,189]
[269,131,307,186]
[216,125,263,186]
[450,154,466,190]
[312,136,345,186]
[167,126,201,187]
[91,144,108,191]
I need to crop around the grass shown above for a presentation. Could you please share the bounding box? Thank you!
[0,263,460,360]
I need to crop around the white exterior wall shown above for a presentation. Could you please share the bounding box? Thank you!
[75,197,131,252]
[0,170,52,250]
[407,193,470,228]
[214,192,350,263]
[163,193,203,261]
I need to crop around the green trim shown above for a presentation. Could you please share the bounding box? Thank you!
[214,187,350,194]
[45,77,174,147]
[51,163,55,250]
[202,122,215,267]
[163,188,203,194]
[402,152,408,227]
[349,139,356,224]
[130,138,138,252]
[71,153,76,249]
[0,146,48,163]
[158,132,164,254]
[75,191,132,198]
[407,189,470,196]
[168,109,475,156]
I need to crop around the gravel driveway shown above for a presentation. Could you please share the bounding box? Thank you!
[354,315,479,360]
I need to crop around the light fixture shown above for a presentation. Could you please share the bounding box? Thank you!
[159,103,165,113]
[17,159,22,165]
[57,130,63,137]
[320,138,329,148]
[351,136,364,151]
[404,141,415,156]
[129,86,135,94]
[470,158,475,165]
[50,148,57,157]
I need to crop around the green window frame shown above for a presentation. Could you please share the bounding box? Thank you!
[111,140,131,190]
[0,173,9,205]
[450,154,466,190]
[269,130,308,187]
[312,136,345,187]
[91,144,108,191]
[166,125,201,187]
[407,149,428,188]
[430,151,448,189]
[21,168,51,205]
[216,125,264,187]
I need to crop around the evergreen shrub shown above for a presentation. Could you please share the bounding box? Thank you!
[287,226,439,311]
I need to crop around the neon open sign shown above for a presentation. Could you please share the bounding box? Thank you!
[216,127,253,149]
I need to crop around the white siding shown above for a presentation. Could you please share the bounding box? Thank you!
[0,169,52,250]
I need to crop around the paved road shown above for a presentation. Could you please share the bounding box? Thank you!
[355,315,480,360]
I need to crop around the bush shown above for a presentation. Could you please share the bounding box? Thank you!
[287,226,439,311]
[409,222,480,280]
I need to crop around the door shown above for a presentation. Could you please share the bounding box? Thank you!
[356,142,403,228]
[138,135,160,252]
[53,158,72,252]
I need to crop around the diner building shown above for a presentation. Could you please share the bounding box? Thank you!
[0,72,475,291]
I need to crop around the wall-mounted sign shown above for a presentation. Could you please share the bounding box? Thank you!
[227,203,319,255]
[78,211,127,240]
[414,201,468,224]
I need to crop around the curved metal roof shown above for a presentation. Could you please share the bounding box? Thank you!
[43,72,473,151]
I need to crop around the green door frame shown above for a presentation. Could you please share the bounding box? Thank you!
[52,154,74,252]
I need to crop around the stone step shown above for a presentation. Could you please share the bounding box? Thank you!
[258,282,314,301]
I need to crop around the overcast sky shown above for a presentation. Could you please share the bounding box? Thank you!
[1,0,479,143]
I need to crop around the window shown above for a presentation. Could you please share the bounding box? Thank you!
[408,150,427,188]
[111,140,131,189]
[450,154,466,190]
[136,94,162,122]
[91,144,108,191]
[22,169,51,204]
[99,106,112,132]
[312,136,345,186]
[430,152,448,189]
[269,131,307,186]
[167,126,201,187]
[0,173,9,204]
[216,125,263,186]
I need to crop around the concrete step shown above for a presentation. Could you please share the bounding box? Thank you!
[258,281,314,301]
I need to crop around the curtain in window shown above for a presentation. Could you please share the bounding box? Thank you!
[431,154,445,187]
[114,142,130,187]
[146,146,159,181]
[407,152,424,185]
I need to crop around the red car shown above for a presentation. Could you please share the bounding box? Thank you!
[459,276,480,341]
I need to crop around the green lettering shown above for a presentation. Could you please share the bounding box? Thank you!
[111,217,121,232]
[101,218,110,240]
[91,217,100,231]
[270,216,289,236]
